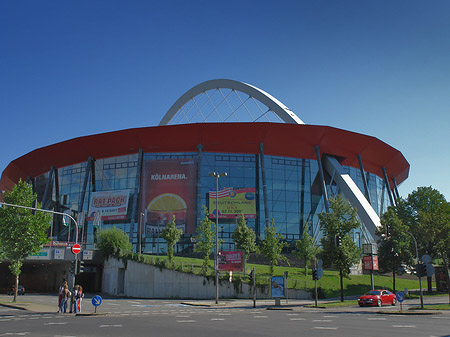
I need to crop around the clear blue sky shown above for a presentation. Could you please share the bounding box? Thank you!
[1,0,449,200]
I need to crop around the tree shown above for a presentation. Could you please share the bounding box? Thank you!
[396,187,450,298]
[232,214,258,261]
[161,215,182,264]
[376,205,413,292]
[294,224,319,276]
[194,209,216,275]
[318,194,360,302]
[97,227,133,258]
[261,218,289,276]
[0,180,52,302]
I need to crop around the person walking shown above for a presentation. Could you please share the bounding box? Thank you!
[59,285,71,313]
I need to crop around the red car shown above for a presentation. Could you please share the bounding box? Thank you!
[358,289,397,307]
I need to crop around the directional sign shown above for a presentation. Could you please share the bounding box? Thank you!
[92,295,102,307]
[396,292,405,303]
[72,244,81,255]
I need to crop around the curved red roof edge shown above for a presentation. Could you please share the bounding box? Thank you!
[0,122,409,192]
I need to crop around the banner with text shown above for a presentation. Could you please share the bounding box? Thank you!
[208,187,256,219]
[88,190,131,221]
[218,251,244,272]
[140,158,197,234]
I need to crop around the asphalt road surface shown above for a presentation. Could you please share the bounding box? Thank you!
[1,296,450,337]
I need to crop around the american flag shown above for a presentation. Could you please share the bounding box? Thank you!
[209,187,233,198]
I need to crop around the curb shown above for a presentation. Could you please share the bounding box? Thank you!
[377,310,442,315]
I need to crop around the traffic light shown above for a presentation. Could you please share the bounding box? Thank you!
[415,263,426,277]
[76,260,85,275]
[69,260,76,274]
[312,269,318,280]
[249,270,255,284]
[335,235,341,247]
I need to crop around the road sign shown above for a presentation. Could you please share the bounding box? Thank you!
[396,292,405,303]
[72,244,81,255]
[422,254,431,264]
[317,267,323,279]
[92,295,102,307]
[426,264,435,277]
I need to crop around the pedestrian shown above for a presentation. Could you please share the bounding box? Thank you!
[71,285,79,313]
[58,281,67,313]
[76,285,84,313]
[59,285,71,313]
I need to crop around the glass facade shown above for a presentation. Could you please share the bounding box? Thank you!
[34,150,391,254]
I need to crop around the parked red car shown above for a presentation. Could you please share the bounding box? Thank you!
[358,289,396,307]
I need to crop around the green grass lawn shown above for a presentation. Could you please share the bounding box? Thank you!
[128,253,432,299]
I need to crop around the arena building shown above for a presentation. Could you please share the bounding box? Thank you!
[0,79,409,259]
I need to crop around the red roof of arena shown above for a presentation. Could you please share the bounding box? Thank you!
[0,122,409,191]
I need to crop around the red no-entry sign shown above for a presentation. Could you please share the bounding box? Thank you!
[72,244,81,255]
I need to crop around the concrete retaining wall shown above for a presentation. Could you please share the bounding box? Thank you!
[102,258,312,300]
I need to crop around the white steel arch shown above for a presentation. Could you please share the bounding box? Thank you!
[159,79,305,125]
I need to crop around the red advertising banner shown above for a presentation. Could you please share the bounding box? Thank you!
[218,251,244,272]
[363,256,379,270]
[140,159,197,234]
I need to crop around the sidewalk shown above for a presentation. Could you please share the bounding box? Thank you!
[0,296,57,314]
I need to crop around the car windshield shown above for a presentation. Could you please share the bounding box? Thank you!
[365,290,381,295]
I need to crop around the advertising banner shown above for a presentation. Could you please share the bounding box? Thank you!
[88,190,131,221]
[140,158,197,234]
[218,251,244,272]
[271,276,285,298]
[208,187,256,219]
[363,255,379,270]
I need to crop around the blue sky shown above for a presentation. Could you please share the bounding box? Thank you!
[1,0,449,200]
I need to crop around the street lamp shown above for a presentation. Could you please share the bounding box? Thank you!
[406,231,424,309]
[209,171,227,304]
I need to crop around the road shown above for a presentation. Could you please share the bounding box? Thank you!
[1,295,449,336]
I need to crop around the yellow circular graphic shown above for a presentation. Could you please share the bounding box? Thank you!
[147,193,187,212]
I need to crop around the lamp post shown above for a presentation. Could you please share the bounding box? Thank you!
[406,231,424,309]
[209,171,227,304]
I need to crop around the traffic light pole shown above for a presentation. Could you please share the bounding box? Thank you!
[0,201,80,294]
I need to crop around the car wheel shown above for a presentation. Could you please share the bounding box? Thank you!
[377,299,382,307]
[392,298,396,306]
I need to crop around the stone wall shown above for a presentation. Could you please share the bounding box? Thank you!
[102,258,312,300]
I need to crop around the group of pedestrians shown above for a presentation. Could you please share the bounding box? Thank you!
[58,281,84,313]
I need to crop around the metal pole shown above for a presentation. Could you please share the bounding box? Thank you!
[406,231,423,309]
[215,173,219,305]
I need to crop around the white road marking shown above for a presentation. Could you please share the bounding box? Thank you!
[312,327,338,330]
[392,325,416,328]
[290,318,306,321]
[286,313,299,316]
[177,320,197,323]
[218,313,230,316]
[211,318,225,321]
[313,319,333,322]
[323,315,337,318]
[254,316,268,319]
[0,333,30,336]
[44,322,68,325]
[176,315,190,318]
[99,324,123,328]
[368,317,386,320]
